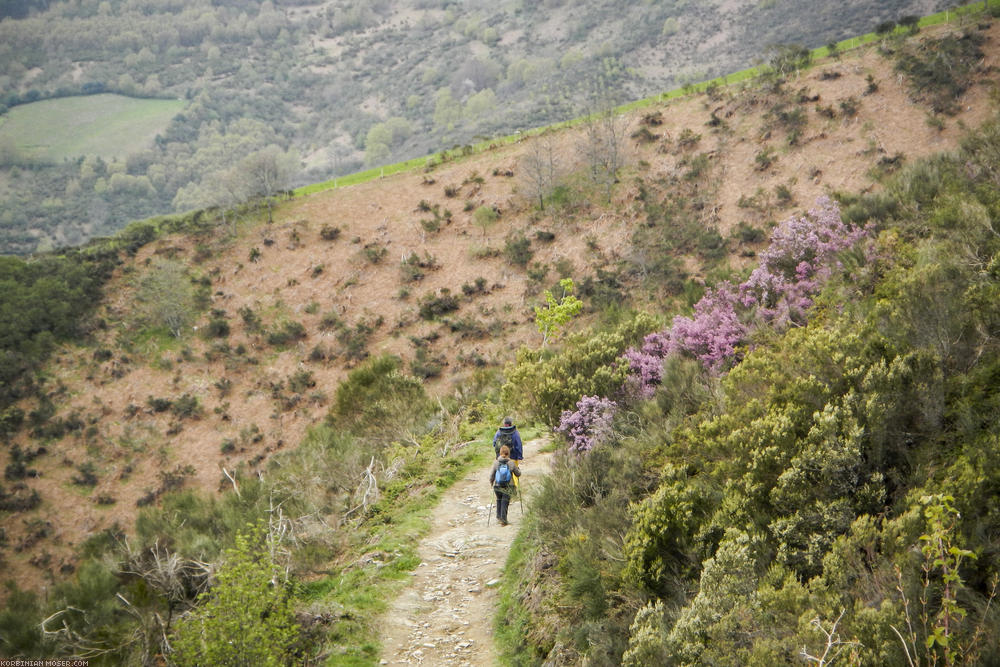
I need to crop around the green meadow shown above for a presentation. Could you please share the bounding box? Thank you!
[0,94,185,163]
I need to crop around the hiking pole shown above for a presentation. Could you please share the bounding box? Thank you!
[487,497,494,527]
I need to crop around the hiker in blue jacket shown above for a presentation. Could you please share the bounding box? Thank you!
[492,417,523,462]
[489,444,521,526]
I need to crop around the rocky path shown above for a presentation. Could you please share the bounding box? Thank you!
[378,438,551,666]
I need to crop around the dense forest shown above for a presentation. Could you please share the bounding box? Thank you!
[2,4,1000,666]
[0,0,953,254]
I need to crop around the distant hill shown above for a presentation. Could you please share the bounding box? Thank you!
[0,0,953,254]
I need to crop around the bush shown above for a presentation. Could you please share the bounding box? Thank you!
[147,396,172,413]
[288,370,315,394]
[72,462,99,487]
[267,321,307,346]
[400,251,439,283]
[894,32,986,115]
[0,482,41,511]
[318,311,343,331]
[171,393,202,419]
[502,313,658,425]
[503,234,533,267]
[171,526,299,666]
[337,321,374,361]
[734,222,766,243]
[204,317,230,338]
[411,348,446,379]
[238,306,262,333]
[419,289,460,320]
[462,277,489,296]
[328,355,430,439]
[363,243,387,264]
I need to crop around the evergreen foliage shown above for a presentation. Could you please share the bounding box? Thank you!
[171,526,299,666]
[327,354,430,440]
[0,250,115,411]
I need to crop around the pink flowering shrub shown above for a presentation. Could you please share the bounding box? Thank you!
[666,281,747,372]
[556,396,618,452]
[622,332,671,398]
[622,197,868,379]
[740,196,868,326]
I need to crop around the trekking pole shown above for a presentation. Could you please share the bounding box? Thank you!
[518,477,525,516]
[487,497,494,527]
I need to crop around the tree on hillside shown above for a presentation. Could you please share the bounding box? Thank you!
[519,133,559,211]
[134,259,198,338]
[576,76,630,201]
[238,145,298,223]
[535,278,583,348]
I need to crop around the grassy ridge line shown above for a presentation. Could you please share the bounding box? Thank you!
[295,3,985,199]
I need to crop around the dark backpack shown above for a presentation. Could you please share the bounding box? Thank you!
[495,461,512,486]
[495,429,514,456]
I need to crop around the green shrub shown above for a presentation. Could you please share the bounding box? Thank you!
[472,205,499,236]
[72,461,99,486]
[363,243,387,264]
[171,526,299,666]
[318,310,343,331]
[267,321,307,346]
[204,317,230,338]
[462,277,489,296]
[734,222,766,243]
[328,355,430,439]
[238,306,262,333]
[503,234,533,267]
[288,370,315,394]
[337,318,380,361]
[419,289,460,320]
[411,348,446,379]
[502,313,658,425]
[171,393,202,418]
[895,31,986,115]
[147,396,172,413]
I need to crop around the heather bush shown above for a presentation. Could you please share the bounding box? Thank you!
[666,282,747,372]
[740,196,867,327]
[654,197,868,373]
[555,396,618,452]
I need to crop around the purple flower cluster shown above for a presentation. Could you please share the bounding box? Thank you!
[622,197,868,378]
[556,199,868,451]
[622,333,670,398]
[667,281,746,372]
[556,395,618,452]
[739,196,868,327]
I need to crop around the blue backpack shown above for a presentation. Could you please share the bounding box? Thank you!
[495,461,512,486]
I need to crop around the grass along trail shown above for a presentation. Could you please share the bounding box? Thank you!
[378,437,552,665]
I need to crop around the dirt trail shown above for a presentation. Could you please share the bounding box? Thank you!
[378,438,552,666]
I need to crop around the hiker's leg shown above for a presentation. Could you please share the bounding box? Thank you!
[512,459,521,487]
[494,489,504,518]
[498,493,510,522]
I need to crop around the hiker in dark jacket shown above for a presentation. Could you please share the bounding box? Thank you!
[492,417,524,462]
[489,444,521,526]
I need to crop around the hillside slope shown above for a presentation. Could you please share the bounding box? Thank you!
[0,15,997,615]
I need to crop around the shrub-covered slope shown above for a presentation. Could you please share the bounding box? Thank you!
[497,111,1000,667]
[0,14,998,665]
